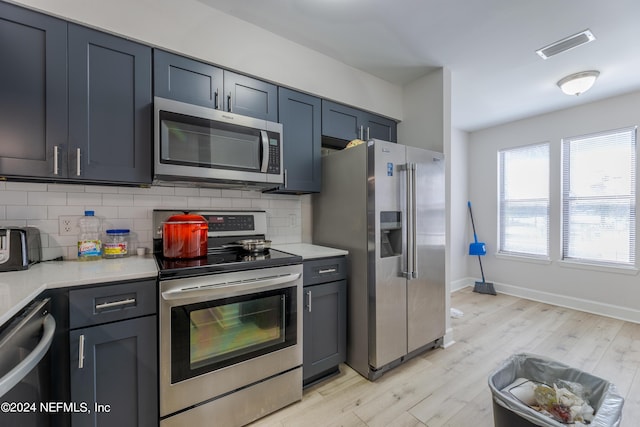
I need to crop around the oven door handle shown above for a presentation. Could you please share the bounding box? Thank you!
[161,272,301,301]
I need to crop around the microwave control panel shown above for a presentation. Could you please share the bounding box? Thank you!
[267,137,280,174]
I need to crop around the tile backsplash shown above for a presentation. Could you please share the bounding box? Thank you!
[0,181,302,260]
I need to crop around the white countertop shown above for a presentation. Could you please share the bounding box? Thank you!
[272,243,348,260]
[0,256,158,325]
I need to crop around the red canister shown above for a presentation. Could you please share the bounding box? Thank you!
[162,213,208,259]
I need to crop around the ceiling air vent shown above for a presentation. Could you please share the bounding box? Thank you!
[536,29,595,59]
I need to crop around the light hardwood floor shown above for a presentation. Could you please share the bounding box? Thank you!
[250,287,640,426]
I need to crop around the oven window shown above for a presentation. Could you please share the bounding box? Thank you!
[160,111,261,171]
[170,286,297,383]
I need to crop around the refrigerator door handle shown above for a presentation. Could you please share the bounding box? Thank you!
[403,162,414,279]
[411,163,418,279]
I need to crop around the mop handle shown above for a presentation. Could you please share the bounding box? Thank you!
[467,201,479,244]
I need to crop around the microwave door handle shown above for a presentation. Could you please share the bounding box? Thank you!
[260,130,269,173]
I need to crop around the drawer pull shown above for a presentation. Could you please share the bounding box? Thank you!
[95,298,136,311]
[78,334,85,369]
[318,268,337,274]
[306,290,312,312]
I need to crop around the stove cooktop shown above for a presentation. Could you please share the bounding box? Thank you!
[155,247,302,280]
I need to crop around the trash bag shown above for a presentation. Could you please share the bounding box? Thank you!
[488,353,624,427]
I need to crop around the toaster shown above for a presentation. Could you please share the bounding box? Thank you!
[0,227,42,272]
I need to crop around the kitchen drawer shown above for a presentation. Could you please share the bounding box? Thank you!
[303,256,346,286]
[69,279,156,329]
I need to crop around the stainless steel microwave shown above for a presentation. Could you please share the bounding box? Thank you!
[153,97,283,189]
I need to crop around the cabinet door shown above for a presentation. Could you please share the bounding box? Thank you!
[303,280,347,385]
[274,88,321,193]
[223,70,278,122]
[321,100,360,142]
[154,49,223,109]
[363,112,397,142]
[68,24,152,184]
[70,316,157,427]
[0,2,67,178]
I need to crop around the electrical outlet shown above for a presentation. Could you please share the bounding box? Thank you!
[59,216,81,236]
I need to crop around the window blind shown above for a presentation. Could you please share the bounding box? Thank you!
[499,143,549,257]
[562,127,637,265]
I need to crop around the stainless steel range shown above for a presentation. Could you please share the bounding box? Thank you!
[153,210,303,427]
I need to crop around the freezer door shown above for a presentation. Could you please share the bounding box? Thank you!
[406,147,446,353]
[369,140,408,369]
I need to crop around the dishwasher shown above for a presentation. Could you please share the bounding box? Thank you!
[0,298,56,427]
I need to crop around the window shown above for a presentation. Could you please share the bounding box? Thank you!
[499,143,549,257]
[562,127,636,265]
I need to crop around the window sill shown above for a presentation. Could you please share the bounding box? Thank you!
[495,253,552,265]
[557,260,639,276]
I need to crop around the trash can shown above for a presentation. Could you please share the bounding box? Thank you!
[488,353,624,427]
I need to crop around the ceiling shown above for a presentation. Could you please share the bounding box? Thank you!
[197,0,640,132]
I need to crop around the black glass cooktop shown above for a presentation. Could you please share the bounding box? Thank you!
[155,247,302,280]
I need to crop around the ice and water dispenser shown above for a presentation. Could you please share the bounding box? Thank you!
[380,211,402,258]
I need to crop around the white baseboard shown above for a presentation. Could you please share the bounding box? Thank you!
[458,277,640,324]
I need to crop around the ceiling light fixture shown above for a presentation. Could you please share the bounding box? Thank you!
[557,70,600,96]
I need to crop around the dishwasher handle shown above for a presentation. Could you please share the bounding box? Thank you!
[0,313,55,398]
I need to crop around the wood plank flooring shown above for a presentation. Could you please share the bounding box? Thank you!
[249,287,640,426]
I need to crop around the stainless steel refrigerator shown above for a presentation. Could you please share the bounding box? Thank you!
[313,139,445,380]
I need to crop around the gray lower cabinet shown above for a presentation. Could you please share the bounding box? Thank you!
[68,280,157,427]
[303,257,347,386]
[322,100,397,144]
[0,1,152,184]
[271,87,322,194]
[153,49,278,122]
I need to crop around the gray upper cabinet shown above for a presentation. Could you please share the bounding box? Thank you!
[322,100,397,143]
[0,2,67,178]
[154,49,223,109]
[153,50,278,122]
[68,25,152,184]
[0,2,152,184]
[271,87,321,193]
[223,70,278,122]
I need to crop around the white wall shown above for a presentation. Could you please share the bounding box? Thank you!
[11,0,403,121]
[449,128,469,288]
[468,90,640,322]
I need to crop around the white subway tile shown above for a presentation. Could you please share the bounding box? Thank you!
[160,196,189,208]
[220,189,242,198]
[28,192,67,206]
[26,219,58,235]
[133,218,152,231]
[118,207,149,219]
[0,219,27,227]
[0,191,27,205]
[198,188,222,198]
[210,198,233,209]
[133,195,163,207]
[49,234,78,247]
[48,206,85,218]
[0,207,5,220]
[103,194,134,207]
[250,199,270,209]
[85,185,119,194]
[96,207,118,219]
[0,182,5,190]
[42,247,65,261]
[6,182,47,191]
[67,192,103,206]
[231,198,252,208]
[7,205,47,220]
[187,197,211,208]
[174,187,199,196]
[47,183,85,193]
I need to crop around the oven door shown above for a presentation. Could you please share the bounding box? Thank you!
[159,264,302,418]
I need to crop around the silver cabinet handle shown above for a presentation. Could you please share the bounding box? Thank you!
[306,290,312,312]
[366,127,370,140]
[260,130,269,173]
[0,314,55,398]
[78,334,85,369]
[284,169,288,189]
[76,148,81,176]
[227,92,232,112]
[53,145,59,175]
[359,125,364,140]
[95,298,136,311]
[318,268,336,274]
[214,89,219,109]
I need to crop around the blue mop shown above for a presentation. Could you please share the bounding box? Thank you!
[468,201,496,295]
